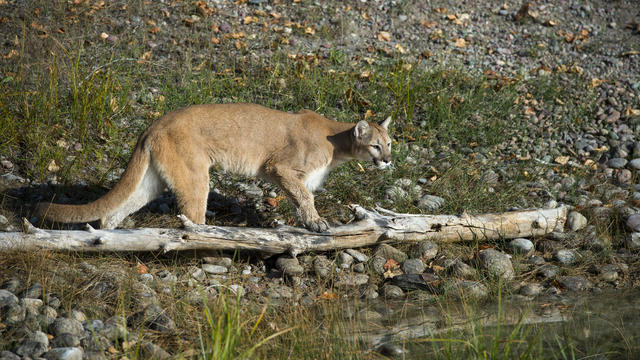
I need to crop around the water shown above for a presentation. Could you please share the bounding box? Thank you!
[349,290,640,359]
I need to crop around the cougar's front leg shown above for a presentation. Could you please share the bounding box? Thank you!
[267,167,329,232]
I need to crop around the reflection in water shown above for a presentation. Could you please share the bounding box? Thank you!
[348,289,640,358]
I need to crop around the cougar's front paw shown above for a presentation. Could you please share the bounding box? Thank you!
[303,217,329,233]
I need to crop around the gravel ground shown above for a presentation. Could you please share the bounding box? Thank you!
[1,0,640,357]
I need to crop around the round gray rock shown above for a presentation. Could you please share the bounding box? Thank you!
[553,249,578,265]
[478,249,514,280]
[382,284,404,298]
[44,347,83,360]
[536,264,559,279]
[375,244,408,263]
[509,238,534,255]
[629,158,640,170]
[0,289,25,325]
[402,259,425,274]
[566,211,588,231]
[275,257,304,276]
[519,283,544,297]
[417,194,445,212]
[448,260,476,279]
[202,264,228,274]
[412,240,438,260]
[626,214,640,232]
[337,252,354,269]
[557,276,591,291]
[626,233,640,249]
[608,157,628,169]
[50,318,85,337]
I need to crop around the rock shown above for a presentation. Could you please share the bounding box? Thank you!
[202,264,228,274]
[44,347,83,360]
[15,341,48,358]
[52,333,81,348]
[0,289,25,325]
[536,264,559,279]
[445,280,489,300]
[336,274,369,287]
[275,256,304,276]
[566,211,588,231]
[377,343,407,357]
[626,214,640,232]
[51,317,84,336]
[553,249,577,265]
[345,249,369,262]
[509,238,534,255]
[22,298,43,316]
[447,260,476,279]
[583,234,609,251]
[203,257,233,268]
[156,270,177,283]
[337,252,354,269]
[81,333,112,352]
[381,284,404,298]
[527,255,546,265]
[557,276,591,291]
[128,304,176,333]
[390,273,439,292]
[416,194,445,211]
[20,283,43,299]
[411,240,438,260]
[0,351,20,360]
[629,158,640,170]
[519,283,544,297]
[616,169,632,184]
[263,285,293,299]
[370,255,387,275]
[600,269,618,282]
[607,157,627,169]
[385,185,407,201]
[375,244,408,263]
[402,259,425,274]
[477,249,514,280]
[1,278,21,293]
[626,233,640,249]
[140,342,171,359]
[353,263,365,273]
[313,256,332,277]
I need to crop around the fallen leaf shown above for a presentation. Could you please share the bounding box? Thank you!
[235,40,246,50]
[395,43,406,53]
[183,18,194,27]
[545,19,557,26]
[420,20,438,28]
[514,2,530,21]
[47,160,60,172]
[243,16,258,25]
[433,7,447,13]
[364,109,375,119]
[304,26,315,35]
[195,1,215,17]
[317,291,337,300]
[266,198,278,207]
[383,258,399,270]
[621,50,639,57]
[377,31,391,42]
[555,156,570,165]
[99,32,109,40]
[454,38,468,47]
[148,26,160,34]
[625,108,640,116]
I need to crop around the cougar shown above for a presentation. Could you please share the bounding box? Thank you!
[36,103,392,232]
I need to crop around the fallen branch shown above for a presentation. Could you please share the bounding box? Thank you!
[0,205,567,255]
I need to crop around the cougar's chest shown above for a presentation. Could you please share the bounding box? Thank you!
[304,167,329,192]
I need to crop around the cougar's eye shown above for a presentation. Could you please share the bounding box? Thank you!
[371,144,381,151]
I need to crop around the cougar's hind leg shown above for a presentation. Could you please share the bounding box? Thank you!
[153,144,210,224]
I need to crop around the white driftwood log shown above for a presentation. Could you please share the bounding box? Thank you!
[0,205,567,255]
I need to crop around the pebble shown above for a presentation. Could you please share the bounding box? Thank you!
[536,264,559,279]
[626,233,640,249]
[20,283,43,299]
[345,249,369,262]
[416,194,445,212]
[607,157,627,169]
[402,259,425,274]
[202,264,228,274]
[566,211,588,231]
[411,241,438,261]
[629,158,640,170]
[445,280,489,300]
[276,256,304,276]
[382,284,404,298]
[370,255,387,275]
[557,276,591,291]
[313,256,332,277]
[337,252,354,269]
[22,298,43,316]
[44,347,83,360]
[50,318,85,336]
[375,244,408,263]
[335,274,369,287]
[519,283,544,297]
[353,263,365,273]
[554,249,577,265]
[477,249,514,280]
[626,214,640,232]
[447,260,477,279]
[509,238,534,255]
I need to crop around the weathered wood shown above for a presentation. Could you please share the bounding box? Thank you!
[0,205,567,254]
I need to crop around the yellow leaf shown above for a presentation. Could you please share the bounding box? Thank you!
[454,38,467,47]
[243,16,258,25]
[591,78,605,87]
[377,31,391,42]
[555,156,570,165]
[625,108,640,116]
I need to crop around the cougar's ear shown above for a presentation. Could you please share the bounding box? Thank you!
[353,120,371,140]
[379,116,391,130]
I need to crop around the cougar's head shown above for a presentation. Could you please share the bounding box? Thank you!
[352,117,393,170]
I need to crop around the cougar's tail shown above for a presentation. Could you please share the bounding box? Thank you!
[36,143,151,225]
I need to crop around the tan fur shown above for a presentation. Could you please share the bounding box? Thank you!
[36,104,393,232]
